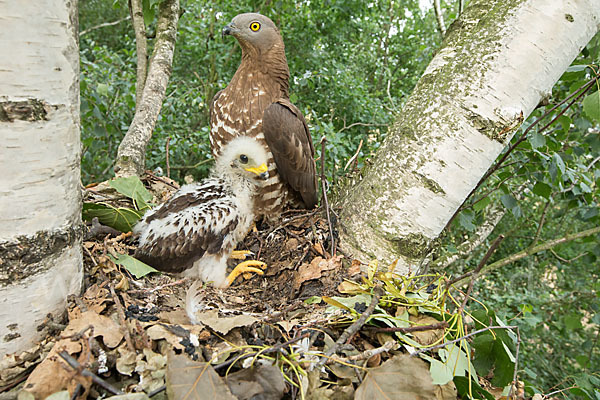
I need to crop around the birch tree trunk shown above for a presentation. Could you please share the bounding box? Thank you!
[338,0,600,274]
[0,1,82,358]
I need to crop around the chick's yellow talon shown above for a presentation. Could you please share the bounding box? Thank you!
[226,260,267,285]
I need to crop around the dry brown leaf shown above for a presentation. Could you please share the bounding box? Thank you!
[62,310,124,348]
[81,283,111,314]
[225,365,285,400]
[166,350,236,400]
[354,354,436,400]
[337,280,363,294]
[193,310,258,335]
[408,314,445,346]
[293,256,342,289]
[435,381,458,400]
[146,324,207,350]
[21,339,90,399]
[348,259,362,276]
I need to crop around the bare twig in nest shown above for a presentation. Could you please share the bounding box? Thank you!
[319,137,335,256]
[109,285,135,352]
[317,285,384,368]
[58,351,124,395]
[214,332,310,371]
[327,340,397,365]
[365,320,448,334]
[144,170,179,189]
[165,136,171,178]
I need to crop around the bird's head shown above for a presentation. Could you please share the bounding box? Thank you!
[217,136,270,183]
[222,13,282,55]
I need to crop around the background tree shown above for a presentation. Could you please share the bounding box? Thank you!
[0,0,82,358]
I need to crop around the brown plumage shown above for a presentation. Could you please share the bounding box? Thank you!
[210,13,318,219]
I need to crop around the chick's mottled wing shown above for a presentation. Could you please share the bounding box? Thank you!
[262,99,318,208]
[133,180,239,273]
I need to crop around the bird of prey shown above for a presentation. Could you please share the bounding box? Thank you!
[134,136,270,288]
[211,12,318,220]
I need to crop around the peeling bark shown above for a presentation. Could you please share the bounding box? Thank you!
[0,0,82,357]
[338,0,600,274]
[115,0,180,178]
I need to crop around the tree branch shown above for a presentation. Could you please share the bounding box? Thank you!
[433,0,446,37]
[115,0,180,177]
[79,16,131,37]
[129,0,148,111]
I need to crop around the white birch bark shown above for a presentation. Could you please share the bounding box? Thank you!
[0,1,82,358]
[338,0,600,274]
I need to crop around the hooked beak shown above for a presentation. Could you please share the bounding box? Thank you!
[222,23,237,39]
[245,164,269,180]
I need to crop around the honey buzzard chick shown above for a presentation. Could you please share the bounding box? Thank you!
[134,136,270,288]
[211,13,318,219]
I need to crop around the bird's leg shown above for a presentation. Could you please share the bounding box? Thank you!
[230,250,253,260]
[226,260,267,286]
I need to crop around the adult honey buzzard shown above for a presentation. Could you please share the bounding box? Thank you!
[210,13,318,219]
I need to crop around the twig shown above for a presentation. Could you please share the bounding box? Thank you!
[109,285,135,352]
[531,200,551,246]
[70,384,83,400]
[58,351,124,395]
[410,324,518,356]
[148,385,167,397]
[144,170,179,189]
[320,137,335,255]
[169,158,213,170]
[446,234,505,288]
[214,332,310,371]
[507,328,521,399]
[317,285,384,367]
[337,122,387,134]
[83,245,98,267]
[458,234,505,313]
[365,321,448,333]
[79,16,131,37]
[344,139,363,171]
[327,340,397,365]
[165,137,171,178]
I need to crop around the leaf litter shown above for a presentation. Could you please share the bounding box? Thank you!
[3,175,517,399]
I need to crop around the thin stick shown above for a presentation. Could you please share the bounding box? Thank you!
[144,170,179,189]
[446,234,505,288]
[327,340,397,365]
[109,285,135,352]
[79,16,131,36]
[320,137,335,255]
[410,324,518,356]
[213,332,310,371]
[58,351,124,395]
[344,139,363,171]
[507,328,521,399]
[317,285,384,367]
[165,137,171,178]
[458,234,505,313]
[365,321,448,333]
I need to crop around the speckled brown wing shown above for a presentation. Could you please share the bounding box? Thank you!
[133,180,239,273]
[262,99,318,208]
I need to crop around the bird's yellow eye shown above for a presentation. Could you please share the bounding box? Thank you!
[250,21,261,32]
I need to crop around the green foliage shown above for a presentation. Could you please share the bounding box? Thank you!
[79,0,439,184]
[109,253,158,278]
[441,33,600,398]
[82,176,152,232]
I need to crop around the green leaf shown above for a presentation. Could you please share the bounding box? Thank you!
[457,210,475,231]
[552,153,566,175]
[97,83,109,96]
[109,253,158,279]
[109,176,153,211]
[500,194,517,210]
[473,197,491,212]
[453,376,495,400]
[583,91,600,122]
[142,0,156,26]
[532,182,552,199]
[564,313,583,330]
[528,132,545,149]
[82,202,143,233]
